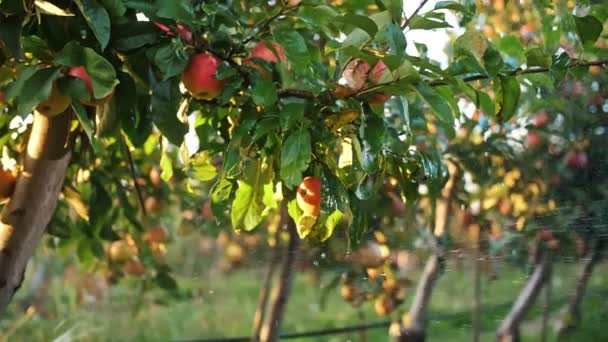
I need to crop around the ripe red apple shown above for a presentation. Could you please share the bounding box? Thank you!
[296,176,321,216]
[374,295,395,316]
[36,82,71,116]
[343,59,390,104]
[566,151,588,169]
[245,41,287,79]
[343,59,371,91]
[66,66,112,106]
[181,53,225,101]
[536,227,554,242]
[527,132,541,147]
[532,112,550,127]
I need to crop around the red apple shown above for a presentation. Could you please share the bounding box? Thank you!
[245,41,287,79]
[296,176,321,216]
[66,66,112,106]
[536,227,554,242]
[369,60,388,83]
[181,53,225,101]
[36,81,71,116]
[343,59,371,91]
[566,151,588,169]
[0,91,5,105]
[250,41,286,63]
[527,132,541,147]
[532,112,550,127]
[369,93,391,105]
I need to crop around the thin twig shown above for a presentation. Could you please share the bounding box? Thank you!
[401,0,430,30]
[121,134,146,217]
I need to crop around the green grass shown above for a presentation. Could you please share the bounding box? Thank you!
[1,259,607,342]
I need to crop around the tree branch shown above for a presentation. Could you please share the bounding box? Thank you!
[401,0,430,30]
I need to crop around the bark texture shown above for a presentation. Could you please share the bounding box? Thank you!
[259,217,299,342]
[0,111,71,316]
[251,216,282,342]
[555,240,603,338]
[496,251,552,342]
[392,161,458,342]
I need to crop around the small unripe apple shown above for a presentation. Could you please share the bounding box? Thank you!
[181,53,225,101]
[340,284,357,301]
[532,112,550,127]
[143,226,167,244]
[296,176,321,216]
[144,196,164,213]
[374,295,395,316]
[0,169,16,202]
[123,259,145,276]
[108,240,138,263]
[66,66,112,106]
[36,82,71,116]
[149,166,161,186]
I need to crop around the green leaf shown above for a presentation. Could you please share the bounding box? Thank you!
[382,0,403,22]
[415,82,453,124]
[335,14,378,39]
[280,128,312,189]
[497,35,525,67]
[525,47,551,68]
[435,1,468,13]
[251,79,278,107]
[153,43,188,80]
[494,75,520,122]
[160,151,173,181]
[149,79,187,145]
[298,5,338,28]
[75,0,111,50]
[16,67,62,117]
[272,29,310,70]
[231,161,268,231]
[99,0,126,17]
[72,101,101,153]
[35,0,75,16]
[55,42,118,98]
[358,113,385,174]
[155,0,194,22]
[319,210,343,242]
[573,15,603,45]
[111,21,159,51]
[0,15,24,58]
[482,45,503,78]
[408,12,452,30]
[280,101,305,131]
[386,22,406,61]
[188,151,217,181]
[454,30,488,62]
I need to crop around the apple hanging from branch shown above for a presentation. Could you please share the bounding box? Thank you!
[181,53,225,101]
[296,176,321,217]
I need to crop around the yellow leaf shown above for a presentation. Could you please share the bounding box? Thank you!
[296,214,317,239]
[35,0,75,16]
[63,186,89,221]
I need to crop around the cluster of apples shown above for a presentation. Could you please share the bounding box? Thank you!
[181,40,286,101]
[107,225,168,278]
[340,58,391,104]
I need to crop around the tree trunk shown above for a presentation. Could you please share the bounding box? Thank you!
[251,216,282,341]
[472,237,482,342]
[391,161,458,342]
[496,251,552,342]
[0,110,71,316]
[540,267,552,342]
[555,240,603,338]
[392,254,443,342]
[259,217,299,342]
